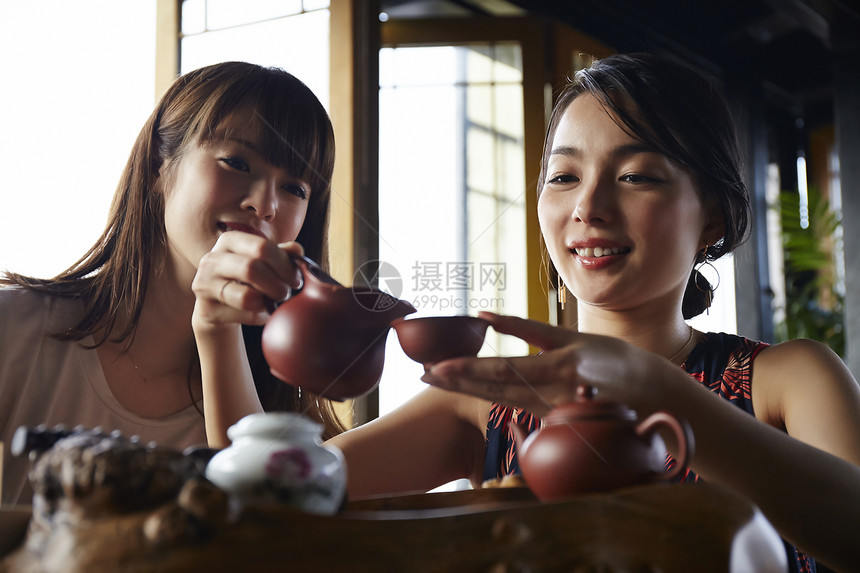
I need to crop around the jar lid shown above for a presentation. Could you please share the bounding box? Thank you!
[544,385,637,422]
[227,412,322,441]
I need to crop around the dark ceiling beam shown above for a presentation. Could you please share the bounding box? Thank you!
[507,0,724,77]
[761,0,830,44]
[832,0,860,25]
[448,0,495,16]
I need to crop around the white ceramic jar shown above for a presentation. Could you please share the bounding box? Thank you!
[205,412,347,515]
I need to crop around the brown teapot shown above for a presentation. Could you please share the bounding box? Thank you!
[262,256,415,400]
[511,385,694,500]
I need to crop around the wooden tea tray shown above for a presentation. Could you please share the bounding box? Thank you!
[1,483,787,572]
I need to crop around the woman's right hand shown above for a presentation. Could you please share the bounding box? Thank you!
[420,312,677,418]
[192,232,305,446]
[191,232,304,333]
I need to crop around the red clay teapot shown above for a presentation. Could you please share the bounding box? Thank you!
[511,385,694,500]
[262,256,415,400]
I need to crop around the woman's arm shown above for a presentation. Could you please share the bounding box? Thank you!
[192,233,303,447]
[327,387,489,499]
[663,347,860,572]
[422,313,860,571]
[194,321,261,448]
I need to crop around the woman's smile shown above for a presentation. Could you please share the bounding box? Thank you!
[568,239,632,268]
[571,246,630,258]
[217,221,267,239]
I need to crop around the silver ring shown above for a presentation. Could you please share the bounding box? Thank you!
[218,279,234,305]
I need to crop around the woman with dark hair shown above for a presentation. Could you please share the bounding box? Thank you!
[330,53,860,571]
[0,61,345,504]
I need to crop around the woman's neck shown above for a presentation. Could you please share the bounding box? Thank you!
[96,271,202,417]
[104,264,198,372]
[576,300,695,364]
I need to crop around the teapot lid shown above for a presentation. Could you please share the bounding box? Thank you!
[227,412,322,442]
[545,386,637,422]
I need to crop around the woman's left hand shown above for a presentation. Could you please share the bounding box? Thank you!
[421,311,672,417]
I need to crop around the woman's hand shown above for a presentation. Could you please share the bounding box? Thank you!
[191,232,304,332]
[421,312,675,417]
[191,232,303,447]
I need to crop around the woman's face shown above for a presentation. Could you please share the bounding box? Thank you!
[161,111,311,285]
[538,94,720,314]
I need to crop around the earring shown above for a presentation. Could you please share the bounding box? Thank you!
[557,275,567,310]
[694,244,720,314]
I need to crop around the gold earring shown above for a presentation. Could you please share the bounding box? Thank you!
[557,275,567,310]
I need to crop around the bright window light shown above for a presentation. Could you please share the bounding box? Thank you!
[797,154,809,230]
[0,1,156,278]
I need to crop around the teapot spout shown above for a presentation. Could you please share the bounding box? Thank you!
[351,290,416,324]
[388,298,417,320]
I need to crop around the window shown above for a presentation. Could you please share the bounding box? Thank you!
[0,1,156,278]
[377,44,529,415]
[180,0,329,104]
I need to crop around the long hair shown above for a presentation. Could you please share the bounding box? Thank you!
[1,61,345,436]
[539,53,751,318]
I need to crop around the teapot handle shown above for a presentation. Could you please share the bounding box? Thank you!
[266,255,340,310]
[292,254,344,288]
[635,412,695,482]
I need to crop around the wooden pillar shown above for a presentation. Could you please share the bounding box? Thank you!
[155,0,180,101]
[521,24,550,330]
[330,0,381,425]
[834,25,860,376]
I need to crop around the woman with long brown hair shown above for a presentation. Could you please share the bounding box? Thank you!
[0,61,345,504]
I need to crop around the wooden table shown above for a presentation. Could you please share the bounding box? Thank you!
[1,482,787,572]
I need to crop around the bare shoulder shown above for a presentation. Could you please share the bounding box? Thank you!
[753,339,860,462]
[755,338,852,381]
